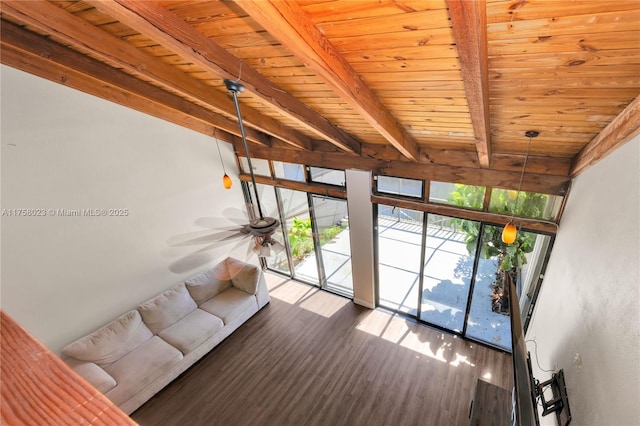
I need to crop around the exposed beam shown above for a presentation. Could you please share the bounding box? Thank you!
[361,144,571,176]
[0,0,312,150]
[242,174,557,233]
[371,195,558,234]
[85,0,360,155]
[237,0,420,161]
[571,94,640,177]
[0,20,272,147]
[447,0,491,168]
[234,145,570,196]
[239,174,347,199]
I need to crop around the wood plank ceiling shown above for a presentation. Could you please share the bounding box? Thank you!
[1,0,639,196]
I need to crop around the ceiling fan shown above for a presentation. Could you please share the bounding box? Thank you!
[223,78,284,258]
[166,79,337,273]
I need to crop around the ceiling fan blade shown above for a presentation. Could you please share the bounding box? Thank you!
[167,230,245,247]
[217,231,250,244]
[194,217,249,231]
[245,237,256,259]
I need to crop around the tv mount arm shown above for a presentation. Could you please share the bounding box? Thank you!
[535,370,572,424]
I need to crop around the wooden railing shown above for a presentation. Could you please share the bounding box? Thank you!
[0,310,136,425]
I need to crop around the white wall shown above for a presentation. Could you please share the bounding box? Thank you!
[1,65,250,353]
[527,137,640,425]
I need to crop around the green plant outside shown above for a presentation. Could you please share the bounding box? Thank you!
[287,217,345,263]
[448,184,547,272]
[488,188,550,220]
[447,183,485,210]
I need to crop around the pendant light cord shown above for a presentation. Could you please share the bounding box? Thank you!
[214,128,227,175]
[512,134,534,224]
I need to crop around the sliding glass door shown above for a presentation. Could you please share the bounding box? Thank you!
[377,206,423,315]
[252,183,354,297]
[310,196,352,295]
[255,184,291,275]
[376,205,553,351]
[278,188,318,284]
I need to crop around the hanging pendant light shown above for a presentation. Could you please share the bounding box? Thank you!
[502,130,538,244]
[222,173,232,189]
[214,129,232,189]
[502,220,517,244]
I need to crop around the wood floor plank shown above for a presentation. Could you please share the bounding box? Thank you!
[131,273,512,426]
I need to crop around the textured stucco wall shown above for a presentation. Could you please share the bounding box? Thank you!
[1,65,248,352]
[527,136,640,425]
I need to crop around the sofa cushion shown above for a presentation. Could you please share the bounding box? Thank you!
[65,358,117,394]
[199,287,258,325]
[137,283,197,334]
[185,262,232,305]
[158,308,224,354]
[226,258,261,295]
[61,310,153,368]
[104,336,183,406]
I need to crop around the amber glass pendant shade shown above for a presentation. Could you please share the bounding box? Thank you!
[502,221,517,244]
[222,173,232,189]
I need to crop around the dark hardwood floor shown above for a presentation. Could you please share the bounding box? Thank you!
[131,273,512,426]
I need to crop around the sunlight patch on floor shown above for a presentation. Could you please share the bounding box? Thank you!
[265,274,348,317]
[268,278,316,305]
[354,309,475,365]
[450,353,475,367]
[299,290,349,318]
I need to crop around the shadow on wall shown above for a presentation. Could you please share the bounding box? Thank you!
[163,209,255,274]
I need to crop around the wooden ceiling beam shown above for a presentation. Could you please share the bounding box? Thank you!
[371,195,558,234]
[447,0,492,168]
[236,0,421,161]
[0,19,272,147]
[571,94,640,177]
[239,174,347,200]
[84,0,360,155]
[234,144,570,196]
[360,143,571,176]
[0,0,314,150]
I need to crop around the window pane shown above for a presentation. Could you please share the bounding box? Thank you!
[376,176,423,199]
[280,188,318,284]
[309,167,346,187]
[312,196,352,296]
[420,215,479,332]
[273,161,305,182]
[255,184,290,274]
[488,189,562,220]
[465,224,546,350]
[431,182,486,210]
[517,233,552,328]
[377,206,423,315]
[465,224,513,350]
[239,157,270,176]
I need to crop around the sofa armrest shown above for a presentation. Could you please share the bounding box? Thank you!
[64,357,117,394]
[225,257,262,295]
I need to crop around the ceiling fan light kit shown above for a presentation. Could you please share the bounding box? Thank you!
[225,78,282,258]
[501,130,538,245]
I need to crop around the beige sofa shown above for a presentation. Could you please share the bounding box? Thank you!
[61,257,270,415]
